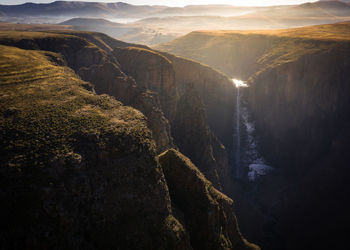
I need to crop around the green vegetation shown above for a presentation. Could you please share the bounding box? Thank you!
[0,44,148,169]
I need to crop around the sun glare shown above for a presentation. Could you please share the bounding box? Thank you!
[232,79,248,88]
[124,0,319,7]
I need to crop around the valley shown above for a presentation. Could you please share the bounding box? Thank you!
[2,1,350,45]
[1,1,350,250]
[157,20,350,249]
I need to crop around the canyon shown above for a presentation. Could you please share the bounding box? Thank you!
[1,5,350,249]
[0,29,258,249]
[157,21,350,249]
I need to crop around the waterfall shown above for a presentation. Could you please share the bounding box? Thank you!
[232,78,272,181]
[236,85,240,177]
[232,79,247,178]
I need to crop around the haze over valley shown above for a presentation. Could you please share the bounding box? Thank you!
[1,1,350,250]
[2,1,350,44]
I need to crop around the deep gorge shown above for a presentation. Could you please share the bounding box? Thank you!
[157,22,350,250]
[0,30,258,250]
[1,21,350,250]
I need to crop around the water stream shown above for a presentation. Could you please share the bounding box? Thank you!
[232,79,272,181]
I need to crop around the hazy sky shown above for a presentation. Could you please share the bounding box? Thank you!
[0,0,319,7]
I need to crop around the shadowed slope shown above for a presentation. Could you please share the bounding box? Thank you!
[158,149,260,250]
[157,20,350,250]
[0,44,191,250]
[0,28,259,249]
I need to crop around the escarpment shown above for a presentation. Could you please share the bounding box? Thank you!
[0,45,190,249]
[0,31,238,191]
[245,41,350,249]
[0,30,237,191]
[157,21,350,174]
[161,52,236,196]
[158,149,259,250]
[157,21,350,249]
[0,30,258,249]
[248,42,350,171]
[114,46,236,194]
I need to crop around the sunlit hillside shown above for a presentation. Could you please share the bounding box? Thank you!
[1,1,350,45]
[1,1,350,250]
[156,21,350,78]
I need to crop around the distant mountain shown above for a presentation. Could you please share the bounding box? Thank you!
[319,0,350,3]
[0,1,292,19]
[59,17,138,41]
[60,17,122,26]
[0,1,166,18]
[2,1,350,21]
[251,0,350,17]
[156,5,269,17]
[296,1,350,16]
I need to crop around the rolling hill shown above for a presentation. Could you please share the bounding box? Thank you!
[0,1,166,18]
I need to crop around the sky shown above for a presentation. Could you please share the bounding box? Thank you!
[0,0,319,7]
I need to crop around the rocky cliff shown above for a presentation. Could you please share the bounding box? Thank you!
[246,37,350,250]
[158,149,259,250]
[114,46,236,194]
[157,21,350,249]
[1,30,236,193]
[0,30,257,249]
[0,44,189,249]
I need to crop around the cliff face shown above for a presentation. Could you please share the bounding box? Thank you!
[112,46,236,194]
[246,42,350,249]
[0,44,190,249]
[156,22,350,249]
[0,30,257,249]
[114,47,178,121]
[158,149,259,250]
[162,52,236,196]
[0,32,237,192]
[161,52,236,148]
[157,22,350,179]
[112,47,177,153]
[248,43,350,172]
[0,32,111,71]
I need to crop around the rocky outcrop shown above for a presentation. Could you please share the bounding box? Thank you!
[0,44,190,249]
[0,30,259,249]
[158,149,259,250]
[112,47,177,153]
[113,46,235,194]
[0,31,237,193]
[0,33,112,71]
[160,52,236,196]
[160,52,236,149]
[0,31,174,154]
[114,47,178,122]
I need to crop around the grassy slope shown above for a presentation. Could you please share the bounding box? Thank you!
[198,21,350,41]
[156,21,350,79]
[0,22,72,31]
[0,44,149,168]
